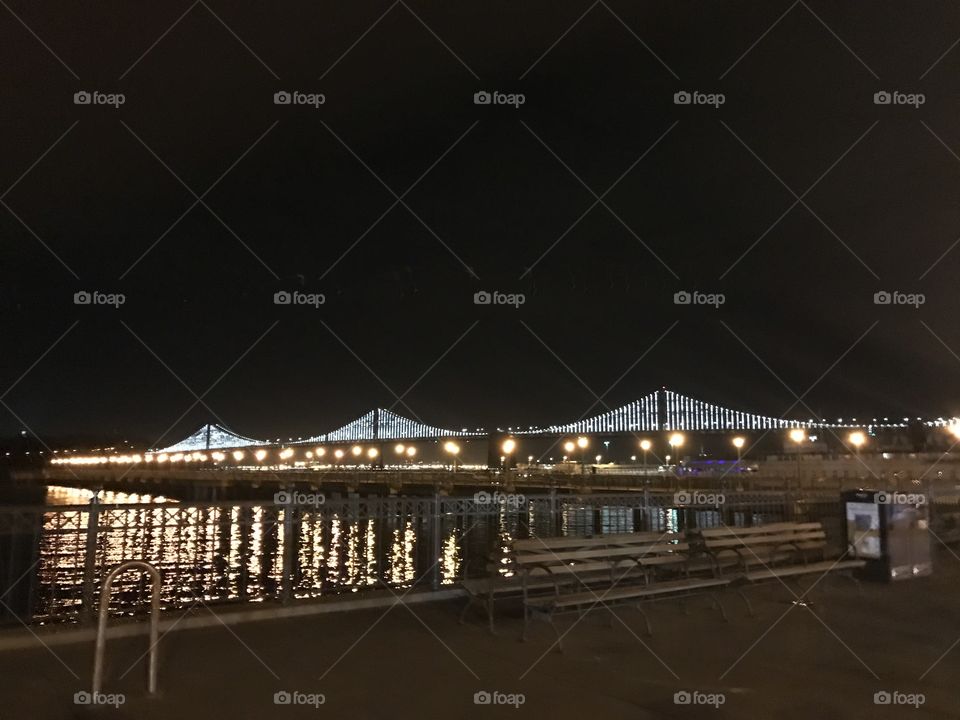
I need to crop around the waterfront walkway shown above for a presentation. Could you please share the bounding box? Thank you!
[2,551,959,718]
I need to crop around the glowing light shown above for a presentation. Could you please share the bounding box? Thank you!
[395,443,405,454]
[732,437,745,449]
[367,447,378,459]
[444,441,460,455]
[406,446,416,457]
[255,449,267,462]
[789,429,806,444]
[563,441,575,453]
[576,436,588,449]
[305,451,314,459]
[639,439,652,451]
[351,445,362,457]
[849,431,866,448]
[334,449,345,459]
[501,438,516,454]
[668,433,684,448]
[232,450,244,461]
[211,452,226,462]
[279,448,294,460]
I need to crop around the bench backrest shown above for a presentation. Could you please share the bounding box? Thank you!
[699,522,826,554]
[511,531,689,570]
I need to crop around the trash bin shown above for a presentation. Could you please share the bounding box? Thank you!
[842,489,932,581]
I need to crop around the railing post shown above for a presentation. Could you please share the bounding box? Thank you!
[82,494,101,622]
[281,505,296,605]
[431,494,441,591]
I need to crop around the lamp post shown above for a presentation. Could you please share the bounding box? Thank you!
[639,439,651,476]
[732,436,745,469]
[789,428,806,491]
[576,436,588,475]
[848,431,865,478]
[668,433,684,489]
[444,441,460,473]
[501,438,516,475]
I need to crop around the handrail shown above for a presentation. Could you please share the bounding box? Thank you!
[92,560,161,696]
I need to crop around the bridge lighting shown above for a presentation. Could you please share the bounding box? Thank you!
[576,436,588,449]
[563,441,575,453]
[279,448,294,460]
[406,446,416,457]
[501,438,516,454]
[232,450,244,461]
[395,443,405,454]
[351,445,362,457]
[639,439,652,451]
[255,449,267,462]
[789,428,806,444]
[367,447,378,459]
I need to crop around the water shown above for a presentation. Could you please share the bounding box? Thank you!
[5,487,802,623]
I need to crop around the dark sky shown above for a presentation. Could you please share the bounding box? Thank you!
[2,1,960,447]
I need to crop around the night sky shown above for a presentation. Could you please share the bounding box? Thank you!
[2,1,959,447]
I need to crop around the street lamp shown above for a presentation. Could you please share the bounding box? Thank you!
[668,433,684,483]
[351,445,362,460]
[563,440,575,456]
[444,441,460,472]
[789,428,806,489]
[732,436,745,469]
[639,439,652,475]
[576,436,588,475]
[406,446,417,459]
[848,431,865,454]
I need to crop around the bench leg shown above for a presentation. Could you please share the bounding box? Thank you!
[710,593,729,623]
[737,588,756,618]
[634,602,653,636]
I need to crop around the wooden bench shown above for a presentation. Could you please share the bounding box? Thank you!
[460,532,672,633]
[516,531,729,649]
[699,522,865,615]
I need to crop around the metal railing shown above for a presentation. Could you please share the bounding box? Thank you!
[0,490,851,624]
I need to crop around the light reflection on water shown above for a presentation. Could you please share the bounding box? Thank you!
[27,490,698,621]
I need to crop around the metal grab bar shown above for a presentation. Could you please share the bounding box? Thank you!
[92,560,161,696]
